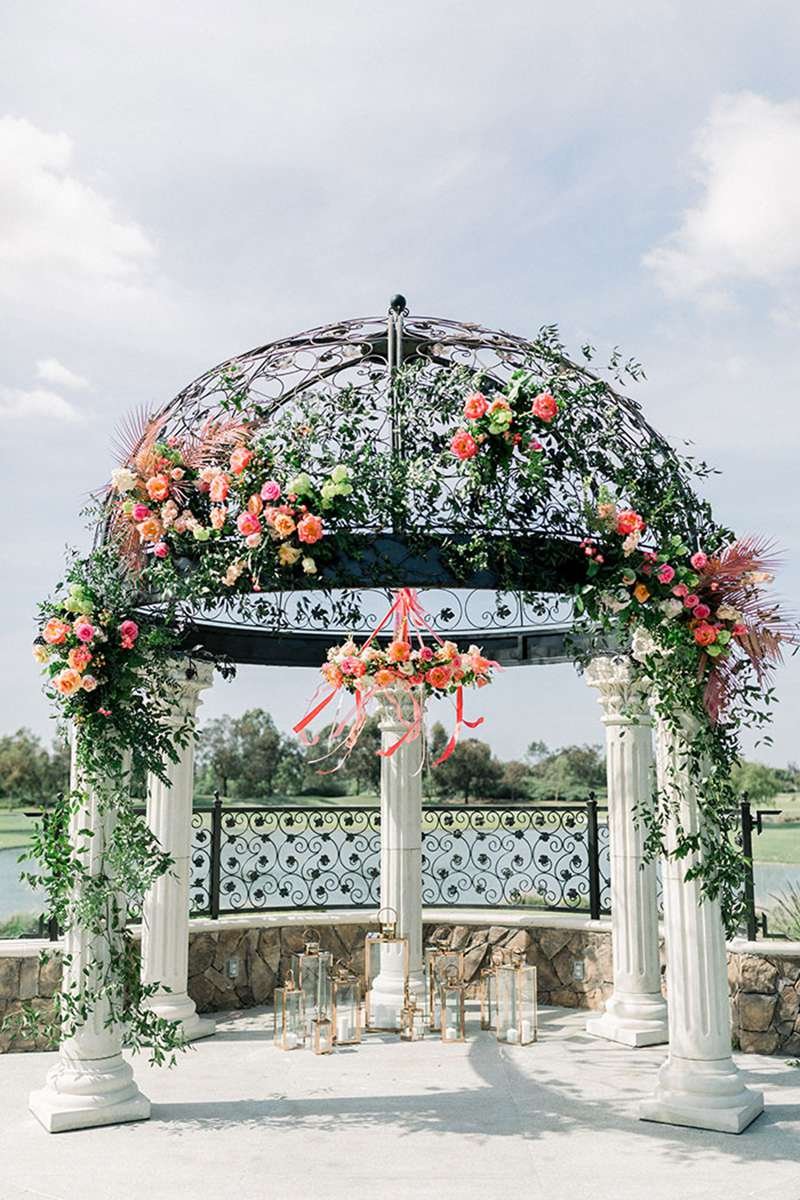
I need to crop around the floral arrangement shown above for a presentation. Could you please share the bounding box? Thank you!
[107,417,356,591]
[449,373,560,474]
[294,589,496,765]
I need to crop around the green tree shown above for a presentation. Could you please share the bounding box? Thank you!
[528,743,606,800]
[428,723,504,803]
[0,728,69,805]
[341,717,382,795]
[196,714,240,796]
[731,760,782,803]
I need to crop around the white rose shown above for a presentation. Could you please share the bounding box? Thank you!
[659,598,683,620]
[302,556,317,575]
[111,467,137,493]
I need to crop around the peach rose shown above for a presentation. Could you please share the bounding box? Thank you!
[54,668,83,696]
[145,474,170,502]
[230,446,253,475]
[374,668,396,688]
[68,646,92,670]
[616,509,645,536]
[43,617,70,645]
[210,505,227,530]
[209,473,230,503]
[388,640,411,662]
[247,493,264,516]
[297,513,324,544]
[450,429,478,460]
[137,516,163,542]
[278,543,302,566]
[426,666,450,689]
[272,512,296,539]
[81,675,98,692]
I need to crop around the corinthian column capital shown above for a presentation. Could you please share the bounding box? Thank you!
[585,655,650,725]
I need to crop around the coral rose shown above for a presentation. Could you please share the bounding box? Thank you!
[145,474,170,502]
[297,513,324,544]
[463,392,489,420]
[54,668,83,696]
[531,392,558,422]
[237,512,261,537]
[694,623,717,647]
[426,666,450,689]
[43,617,70,645]
[230,446,253,475]
[616,509,645,536]
[137,516,162,542]
[209,473,229,503]
[450,429,478,460]
[374,668,395,688]
[388,640,411,663]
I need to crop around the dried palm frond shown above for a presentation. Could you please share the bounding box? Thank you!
[180,417,251,469]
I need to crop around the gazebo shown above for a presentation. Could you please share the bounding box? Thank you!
[26,298,776,1135]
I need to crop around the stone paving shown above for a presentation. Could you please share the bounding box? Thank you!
[1,1006,799,1200]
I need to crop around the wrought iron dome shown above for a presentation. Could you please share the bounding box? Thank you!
[131,298,699,668]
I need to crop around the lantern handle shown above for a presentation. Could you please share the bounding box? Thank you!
[377,906,398,925]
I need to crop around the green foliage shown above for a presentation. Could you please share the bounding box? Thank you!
[731,760,783,802]
[0,728,69,805]
[427,723,504,802]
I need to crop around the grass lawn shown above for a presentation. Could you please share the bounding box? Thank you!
[0,809,38,852]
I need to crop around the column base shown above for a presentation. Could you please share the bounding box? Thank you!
[586,993,668,1047]
[639,1054,764,1134]
[29,1053,150,1134]
[368,969,425,1031]
[147,993,216,1042]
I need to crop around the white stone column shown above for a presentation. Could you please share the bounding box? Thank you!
[369,693,425,1027]
[640,710,764,1133]
[585,656,668,1047]
[140,660,214,1041]
[29,730,150,1133]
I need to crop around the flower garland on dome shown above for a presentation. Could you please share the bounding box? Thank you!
[14,339,796,1063]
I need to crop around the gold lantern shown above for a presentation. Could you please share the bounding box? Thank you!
[291,936,333,1032]
[480,948,506,1031]
[440,965,466,1043]
[496,958,538,1046]
[274,971,305,1050]
[311,1010,334,1055]
[365,908,409,1032]
[426,945,465,1031]
[332,963,362,1046]
[399,986,426,1042]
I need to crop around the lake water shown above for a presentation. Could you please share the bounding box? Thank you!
[1,841,798,928]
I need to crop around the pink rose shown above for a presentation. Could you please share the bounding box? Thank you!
[690,551,708,571]
[450,429,478,460]
[529,439,543,452]
[672,583,688,598]
[340,656,361,676]
[684,593,699,608]
[74,620,95,643]
[119,620,139,650]
[531,392,558,422]
[419,646,434,662]
[692,603,711,620]
[153,541,169,559]
[463,392,489,420]
[656,564,675,585]
[261,480,281,502]
[237,511,261,537]
[81,675,98,692]
[132,503,151,522]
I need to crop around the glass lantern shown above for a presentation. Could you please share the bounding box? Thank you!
[399,986,426,1042]
[496,961,538,1045]
[440,965,466,1043]
[332,965,362,1045]
[365,908,409,1032]
[480,948,506,1031]
[291,938,333,1032]
[274,972,305,1050]
[426,946,465,1031]
[311,1010,334,1055]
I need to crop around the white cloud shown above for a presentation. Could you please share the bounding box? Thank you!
[644,92,800,300]
[0,115,156,283]
[35,357,88,390]
[0,386,82,423]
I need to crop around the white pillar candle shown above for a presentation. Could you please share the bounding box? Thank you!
[506,1027,519,1044]
[520,1020,532,1044]
[445,1026,457,1041]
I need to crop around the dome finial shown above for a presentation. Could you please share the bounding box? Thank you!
[389,294,407,315]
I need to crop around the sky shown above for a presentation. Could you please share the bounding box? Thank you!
[1,1,799,766]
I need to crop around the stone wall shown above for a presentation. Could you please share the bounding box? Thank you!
[3,918,799,1057]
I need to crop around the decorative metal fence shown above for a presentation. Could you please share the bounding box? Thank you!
[188,795,612,919]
